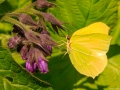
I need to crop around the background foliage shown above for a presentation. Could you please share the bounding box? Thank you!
[0,0,120,90]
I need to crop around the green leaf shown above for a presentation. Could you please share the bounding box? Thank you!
[0,47,53,90]
[0,0,32,18]
[0,22,13,33]
[0,0,5,4]
[111,2,120,45]
[12,52,25,65]
[0,34,11,48]
[95,45,120,89]
[0,0,14,17]
[48,0,118,36]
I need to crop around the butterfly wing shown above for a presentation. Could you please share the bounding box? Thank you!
[68,22,112,78]
[72,22,110,36]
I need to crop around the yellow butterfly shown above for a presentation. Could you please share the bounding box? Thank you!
[67,22,112,78]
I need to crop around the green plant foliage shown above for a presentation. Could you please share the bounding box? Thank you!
[0,47,53,90]
[0,0,120,90]
[0,0,32,13]
[111,1,120,45]
[0,34,11,48]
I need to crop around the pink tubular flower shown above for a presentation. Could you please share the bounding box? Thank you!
[26,60,37,73]
[47,45,52,53]
[37,57,49,74]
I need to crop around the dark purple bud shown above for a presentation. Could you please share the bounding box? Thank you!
[42,12,62,25]
[24,31,43,48]
[13,25,25,37]
[13,25,22,33]
[36,0,55,8]
[7,36,21,49]
[39,34,57,46]
[47,45,52,53]
[18,13,38,26]
[20,45,28,60]
[40,29,50,35]
[37,34,57,56]
[37,57,49,74]
[7,38,15,49]
[24,30,53,56]
[26,60,37,73]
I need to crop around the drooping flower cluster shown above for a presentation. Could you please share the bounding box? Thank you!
[7,0,64,74]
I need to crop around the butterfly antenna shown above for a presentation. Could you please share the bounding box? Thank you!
[57,40,66,47]
[57,40,66,44]
[62,51,68,58]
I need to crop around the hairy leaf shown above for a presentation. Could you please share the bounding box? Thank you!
[0,0,32,19]
[0,47,53,90]
[111,2,120,45]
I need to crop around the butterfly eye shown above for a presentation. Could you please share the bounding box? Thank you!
[66,35,71,40]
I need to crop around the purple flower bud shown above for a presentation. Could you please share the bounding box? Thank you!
[7,36,21,49]
[18,13,37,26]
[40,29,50,35]
[37,57,49,74]
[47,45,52,53]
[26,60,37,73]
[20,45,28,60]
[7,38,15,49]
[36,0,55,8]
[42,12,64,34]
[42,13,62,25]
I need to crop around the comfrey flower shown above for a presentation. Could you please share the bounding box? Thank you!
[37,57,49,74]
[47,45,52,53]
[7,1,64,74]
[8,36,21,49]
[22,47,50,73]
[26,60,37,73]
[8,16,57,74]
[18,13,38,26]
[40,27,50,35]
[20,45,29,60]
[17,13,40,30]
